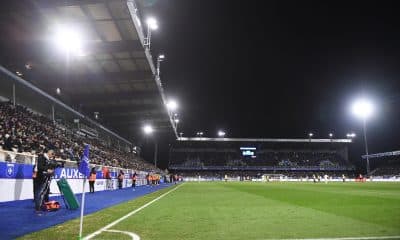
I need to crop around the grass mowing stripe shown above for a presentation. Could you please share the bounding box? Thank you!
[18,182,400,240]
[223,182,400,229]
[114,182,398,240]
[83,184,183,240]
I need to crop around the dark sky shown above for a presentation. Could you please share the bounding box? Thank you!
[139,0,400,168]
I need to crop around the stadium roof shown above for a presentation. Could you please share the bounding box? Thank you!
[0,0,178,141]
[178,137,353,143]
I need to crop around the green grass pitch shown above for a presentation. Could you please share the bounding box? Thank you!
[19,182,400,240]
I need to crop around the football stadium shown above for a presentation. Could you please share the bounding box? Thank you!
[0,1,399,240]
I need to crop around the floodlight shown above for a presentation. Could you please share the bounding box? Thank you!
[53,25,83,55]
[56,88,61,95]
[143,125,154,135]
[308,133,313,137]
[158,54,165,60]
[167,100,178,111]
[218,130,226,137]
[329,133,333,138]
[351,98,374,120]
[146,17,158,30]
[174,118,180,123]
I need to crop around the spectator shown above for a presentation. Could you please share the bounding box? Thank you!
[89,167,96,193]
[117,170,124,189]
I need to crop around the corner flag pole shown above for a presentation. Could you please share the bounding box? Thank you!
[79,178,87,240]
[78,144,90,240]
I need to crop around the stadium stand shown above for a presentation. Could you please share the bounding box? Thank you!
[367,153,400,178]
[170,141,353,169]
[0,101,159,172]
[169,138,356,179]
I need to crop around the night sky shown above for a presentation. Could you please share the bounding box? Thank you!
[141,0,400,168]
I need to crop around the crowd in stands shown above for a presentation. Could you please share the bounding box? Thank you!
[372,167,400,177]
[367,156,400,177]
[0,101,159,172]
[170,149,351,169]
[171,170,357,180]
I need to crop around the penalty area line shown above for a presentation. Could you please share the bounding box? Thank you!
[83,184,184,240]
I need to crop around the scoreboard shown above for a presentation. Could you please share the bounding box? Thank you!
[240,147,256,158]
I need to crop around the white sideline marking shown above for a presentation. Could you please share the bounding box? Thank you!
[104,229,140,240]
[276,236,400,240]
[83,184,183,240]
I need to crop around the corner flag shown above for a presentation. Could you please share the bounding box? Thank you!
[78,145,90,177]
[78,144,90,240]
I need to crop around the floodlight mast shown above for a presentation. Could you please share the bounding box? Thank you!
[362,118,370,174]
[157,54,165,77]
[144,17,158,50]
[351,98,374,174]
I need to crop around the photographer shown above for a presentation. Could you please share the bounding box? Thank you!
[34,149,56,215]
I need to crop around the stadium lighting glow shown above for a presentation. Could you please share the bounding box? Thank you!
[351,98,374,120]
[158,54,165,60]
[56,88,61,95]
[329,133,333,138]
[53,25,83,56]
[143,125,154,135]
[15,71,23,76]
[346,133,356,138]
[218,130,226,137]
[167,100,178,111]
[146,17,158,30]
[196,131,204,137]
[174,118,180,124]
[308,133,313,137]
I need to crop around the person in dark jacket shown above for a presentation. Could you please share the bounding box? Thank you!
[117,170,124,189]
[34,149,55,215]
[131,172,137,189]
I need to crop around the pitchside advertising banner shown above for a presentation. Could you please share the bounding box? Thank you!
[0,162,121,179]
[0,162,148,202]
